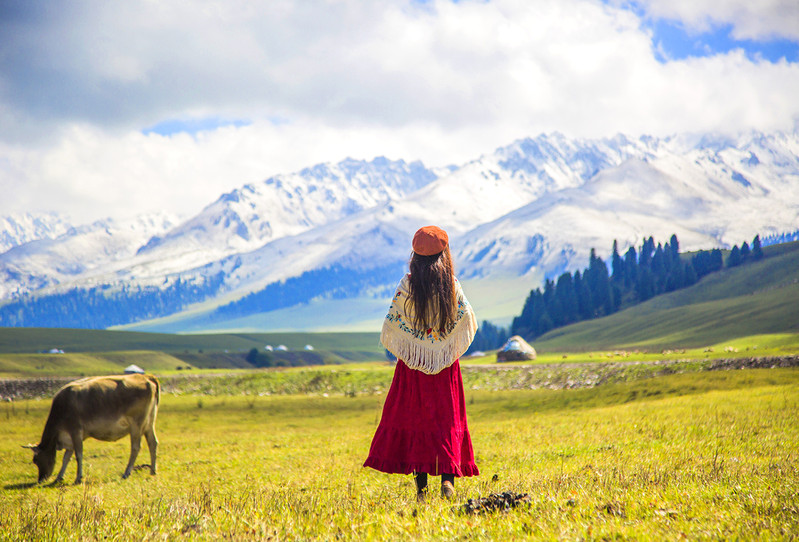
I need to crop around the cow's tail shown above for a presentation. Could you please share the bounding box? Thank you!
[148,374,161,406]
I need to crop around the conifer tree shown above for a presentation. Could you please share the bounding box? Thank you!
[555,272,579,325]
[669,234,680,259]
[652,243,667,293]
[574,271,593,320]
[752,234,763,260]
[727,245,742,267]
[740,241,751,261]
[469,320,510,353]
[639,237,655,268]
[586,248,611,316]
[623,246,637,288]
[611,240,624,283]
[503,233,739,343]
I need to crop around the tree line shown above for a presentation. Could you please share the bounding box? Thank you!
[0,273,225,328]
[214,263,405,318]
[497,233,764,343]
[466,320,510,355]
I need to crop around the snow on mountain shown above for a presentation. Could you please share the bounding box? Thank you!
[403,132,660,234]
[1,128,798,331]
[191,127,798,315]
[4,131,648,301]
[0,212,73,254]
[653,130,799,243]
[165,132,663,300]
[455,159,719,281]
[130,157,439,275]
[0,157,438,297]
[456,130,799,281]
[0,213,177,299]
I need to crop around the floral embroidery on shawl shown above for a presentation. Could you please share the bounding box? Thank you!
[380,275,478,375]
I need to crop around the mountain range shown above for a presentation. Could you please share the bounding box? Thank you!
[1,129,798,332]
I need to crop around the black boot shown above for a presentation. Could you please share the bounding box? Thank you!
[414,472,428,502]
[441,473,455,499]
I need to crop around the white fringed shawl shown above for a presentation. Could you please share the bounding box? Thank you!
[380,275,478,375]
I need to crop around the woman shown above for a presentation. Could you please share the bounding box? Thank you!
[364,225,479,501]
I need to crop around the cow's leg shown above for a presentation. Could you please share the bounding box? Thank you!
[54,450,72,483]
[73,437,84,484]
[123,427,143,479]
[145,425,158,475]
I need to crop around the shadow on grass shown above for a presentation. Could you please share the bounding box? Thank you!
[4,478,75,490]
[4,481,39,490]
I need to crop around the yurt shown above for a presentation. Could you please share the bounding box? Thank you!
[496,335,537,362]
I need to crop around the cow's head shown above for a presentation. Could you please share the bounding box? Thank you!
[22,443,55,483]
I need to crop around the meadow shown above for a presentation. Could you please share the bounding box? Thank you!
[0,240,797,540]
[1,367,797,540]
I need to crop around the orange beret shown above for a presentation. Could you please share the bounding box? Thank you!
[412,225,448,256]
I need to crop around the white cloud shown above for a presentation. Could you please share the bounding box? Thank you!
[1,0,798,223]
[633,0,799,40]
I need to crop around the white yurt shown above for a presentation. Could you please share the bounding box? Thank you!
[496,336,537,362]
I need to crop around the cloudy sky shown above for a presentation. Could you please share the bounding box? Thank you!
[1,0,798,223]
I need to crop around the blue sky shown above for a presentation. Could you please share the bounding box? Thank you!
[612,0,799,62]
[142,118,252,137]
[1,0,798,220]
[649,19,799,63]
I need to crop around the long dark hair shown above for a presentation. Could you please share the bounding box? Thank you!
[405,246,457,334]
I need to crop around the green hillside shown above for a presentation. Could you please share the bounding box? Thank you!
[0,328,382,356]
[0,329,384,377]
[535,240,799,350]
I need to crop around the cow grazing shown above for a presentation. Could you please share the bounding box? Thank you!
[25,373,159,484]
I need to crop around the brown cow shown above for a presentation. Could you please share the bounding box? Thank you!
[25,373,159,484]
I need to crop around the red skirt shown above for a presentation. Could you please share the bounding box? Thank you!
[364,359,479,477]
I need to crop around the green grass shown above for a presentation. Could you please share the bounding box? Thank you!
[0,329,385,377]
[3,331,798,384]
[535,241,799,351]
[1,369,797,540]
[458,333,799,371]
[0,351,193,378]
[0,328,382,356]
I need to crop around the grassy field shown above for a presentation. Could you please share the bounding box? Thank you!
[1,328,796,376]
[471,333,799,367]
[0,328,382,356]
[536,241,799,351]
[1,331,798,381]
[1,244,797,538]
[0,329,385,378]
[1,368,797,540]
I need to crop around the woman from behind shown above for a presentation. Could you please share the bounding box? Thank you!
[364,225,479,501]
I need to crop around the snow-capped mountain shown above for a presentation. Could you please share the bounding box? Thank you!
[0,212,73,254]
[0,213,176,299]
[0,157,439,298]
[168,133,665,299]
[1,128,798,331]
[457,130,799,280]
[131,157,440,276]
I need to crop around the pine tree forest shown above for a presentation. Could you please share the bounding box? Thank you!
[509,234,764,342]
